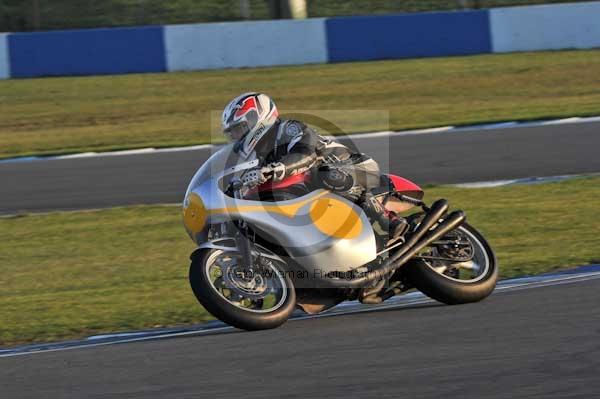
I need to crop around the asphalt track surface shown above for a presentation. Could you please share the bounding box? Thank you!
[1,120,600,214]
[2,120,600,398]
[2,275,600,398]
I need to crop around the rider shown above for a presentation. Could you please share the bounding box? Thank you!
[221,92,405,242]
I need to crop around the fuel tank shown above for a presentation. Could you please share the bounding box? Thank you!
[183,145,377,273]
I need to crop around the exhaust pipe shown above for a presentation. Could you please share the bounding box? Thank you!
[321,201,465,289]
[390,199,448,259]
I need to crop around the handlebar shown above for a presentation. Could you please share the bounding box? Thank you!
[228,164,275,196]
[261,165,274,177]
[228,178,244,199]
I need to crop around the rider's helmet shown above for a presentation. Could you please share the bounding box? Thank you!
[222,92,279,157]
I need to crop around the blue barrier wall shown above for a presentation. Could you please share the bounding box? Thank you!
[8,26,165,78]
[326,10,491,63]
[1,2,600,79]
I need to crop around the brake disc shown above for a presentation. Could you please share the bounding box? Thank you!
[435,231,474,262]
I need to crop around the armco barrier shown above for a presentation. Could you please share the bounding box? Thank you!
[165,19,327,71]
[326,10,491,62]
[490,2,600,52]
[8,26,166,78]
[0,33,9,79]
[0,2,599,80]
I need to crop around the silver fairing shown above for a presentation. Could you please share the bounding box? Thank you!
[183,145,377,273]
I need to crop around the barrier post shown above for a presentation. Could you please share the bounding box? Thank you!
[31,0,41,30]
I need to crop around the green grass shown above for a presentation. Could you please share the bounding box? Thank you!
[2,1,590,32]
[1,49,600,159]
[1,177,599,347]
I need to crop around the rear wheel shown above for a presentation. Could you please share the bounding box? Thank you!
[403,221,498,304]
[189,248,296,330]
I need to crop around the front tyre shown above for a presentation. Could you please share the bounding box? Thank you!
[189,248,296,330]
[403,222,498,305]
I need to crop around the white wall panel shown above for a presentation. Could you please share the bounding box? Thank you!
[165,18,327,71]
[0,33,10,79]
[491,2,600,53]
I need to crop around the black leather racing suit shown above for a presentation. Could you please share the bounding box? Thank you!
[251,119,398,238]
[253,119,322,179]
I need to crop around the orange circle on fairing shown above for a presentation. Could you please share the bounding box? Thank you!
[183,193,208,235]
[309,198,362,239]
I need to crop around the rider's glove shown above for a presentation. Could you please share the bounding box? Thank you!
[241,163,286,187]
[268,162,286,182]
[241,168,268,188]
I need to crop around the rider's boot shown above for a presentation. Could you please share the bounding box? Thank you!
[381,210,408,247]
[360,193,408,247]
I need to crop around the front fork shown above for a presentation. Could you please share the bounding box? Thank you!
[235,220,255,271]
[231,178,255,271]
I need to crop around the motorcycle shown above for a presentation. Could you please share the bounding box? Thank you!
[183,143,498,330]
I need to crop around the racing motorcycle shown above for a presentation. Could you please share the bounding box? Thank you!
[183,143,498,330]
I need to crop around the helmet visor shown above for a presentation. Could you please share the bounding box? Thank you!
[223,121,249,141]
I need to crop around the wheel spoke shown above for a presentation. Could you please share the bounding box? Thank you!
[431,240,471,245]
[205,251,288,313]
[213,276,225,289]
[215,256,236,271]
[433,265,448,274]
[455,261,481,273]
[420,226,490,283]
[248,299,265,310]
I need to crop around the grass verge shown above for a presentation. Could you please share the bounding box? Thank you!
[1,49,600,159]
[3,0,583,32]
[1,177,599,346]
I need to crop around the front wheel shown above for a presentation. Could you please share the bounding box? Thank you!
[189,248,296,330]
[403,221,498,305]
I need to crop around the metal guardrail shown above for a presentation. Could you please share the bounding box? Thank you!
[0,0,593,32]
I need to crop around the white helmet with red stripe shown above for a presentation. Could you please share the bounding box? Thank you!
[222,92,279,157]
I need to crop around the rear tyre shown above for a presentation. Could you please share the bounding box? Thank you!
[403,222,498,305]
[189,248,296,330]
